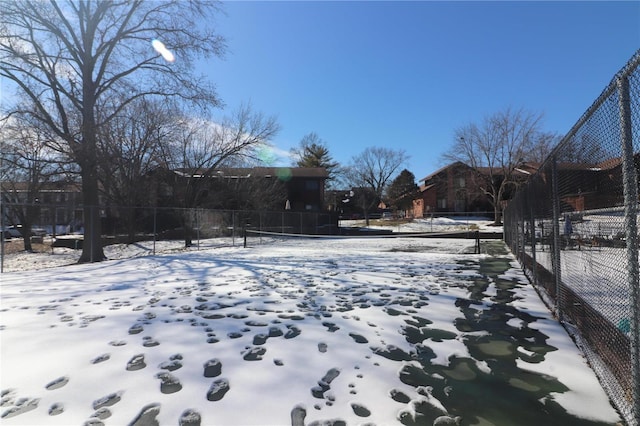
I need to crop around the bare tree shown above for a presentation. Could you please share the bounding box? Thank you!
[96,98,178,242]
[0,116,66,251]
[524,131,560,164]
[444,107,544,224]
[345,147,408,225]
[202,173,287,212]
[554,133,612,164]
[0,0,225,262]
[163,104,280,246]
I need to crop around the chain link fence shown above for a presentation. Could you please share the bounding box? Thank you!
[504,50,640,425]
[0,203,338,267]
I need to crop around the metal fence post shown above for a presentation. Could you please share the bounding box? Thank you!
[153,207,157,255]
[519,206,525,259]
[196,208,200,250]
[618,73,640,426]
[90,205,94,263]
[1,201,4,273]
[529,202,537,287]
[551,157,563,322]
[232,210,236,246]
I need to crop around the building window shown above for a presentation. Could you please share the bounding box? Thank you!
[305,180,319,190]
[437,198,447,209]
[41,208,50,223]
[458,177,466,188]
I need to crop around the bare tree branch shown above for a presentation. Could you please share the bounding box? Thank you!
[0,0,225,262]
[442,107,548,224]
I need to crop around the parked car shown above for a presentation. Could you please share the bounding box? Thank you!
[32,227,47,237]
[2,226,47,239]
[2,226,22,239]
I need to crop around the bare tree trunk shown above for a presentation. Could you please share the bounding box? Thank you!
[22,202,43,252]
[494,204,502,225]
[78,60,106,263]
[183,210,194,248]
[79,165,106,263]
[126,207,136,245]
[21,221,33,252]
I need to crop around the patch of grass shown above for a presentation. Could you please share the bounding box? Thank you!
[368,218,412,227]
[2,239,52,254]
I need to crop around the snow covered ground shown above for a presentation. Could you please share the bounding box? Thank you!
[1,217,498,274]
[0,218,623,425]
[520,213,632,329]
[342,216,502,234]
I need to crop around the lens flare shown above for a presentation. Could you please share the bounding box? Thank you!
[151,39,175,63]
[276,168,292,182]
[256,146,277,165]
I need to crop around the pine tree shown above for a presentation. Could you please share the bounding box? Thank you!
[386,169,418,213]
[292,133,340,186]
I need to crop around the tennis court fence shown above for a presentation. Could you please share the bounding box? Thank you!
[504,50,640,425]
[0,204,338,260]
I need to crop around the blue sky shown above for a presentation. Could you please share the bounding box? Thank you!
[206,1,639,180]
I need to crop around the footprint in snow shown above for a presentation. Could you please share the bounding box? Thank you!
[351,403,371,417]
[48,403,64,416]
[92,392,122,410]
[1,398,39,420]
[142,336,160,347]
[243,346,266,361]
[126,354,146,371]
[179,409,202,426]
[206,379,230,401]
[291,405,306,426]
[348,332,368,344]
[129,403,161,426]
[156,372,182,394]
[203,359,222,377]
[45,376,69,391]
[158,354,183,371]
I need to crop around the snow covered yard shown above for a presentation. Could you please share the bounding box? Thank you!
[0,223,623,425]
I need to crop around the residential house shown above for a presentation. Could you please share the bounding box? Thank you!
[410,161,539,219]
[411,162,491,218]
[154,167,329,212]
[411,155,636,220]
[2,167,330,235]
[1,180,85,234]
[549,157,631,212]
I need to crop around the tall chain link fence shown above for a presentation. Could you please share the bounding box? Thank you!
[504,50,640,426]
[0,203,338,267]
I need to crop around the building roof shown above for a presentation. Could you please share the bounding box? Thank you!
[419,161,469,183]
[174,167,329,179]
[418,183,435,193]
[0,180,82,193]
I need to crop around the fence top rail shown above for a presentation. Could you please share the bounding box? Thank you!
[541,49,640,172]
[245,228,482,240]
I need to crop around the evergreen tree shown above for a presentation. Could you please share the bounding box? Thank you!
[386,169,418,213]
[292,133,340,187]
